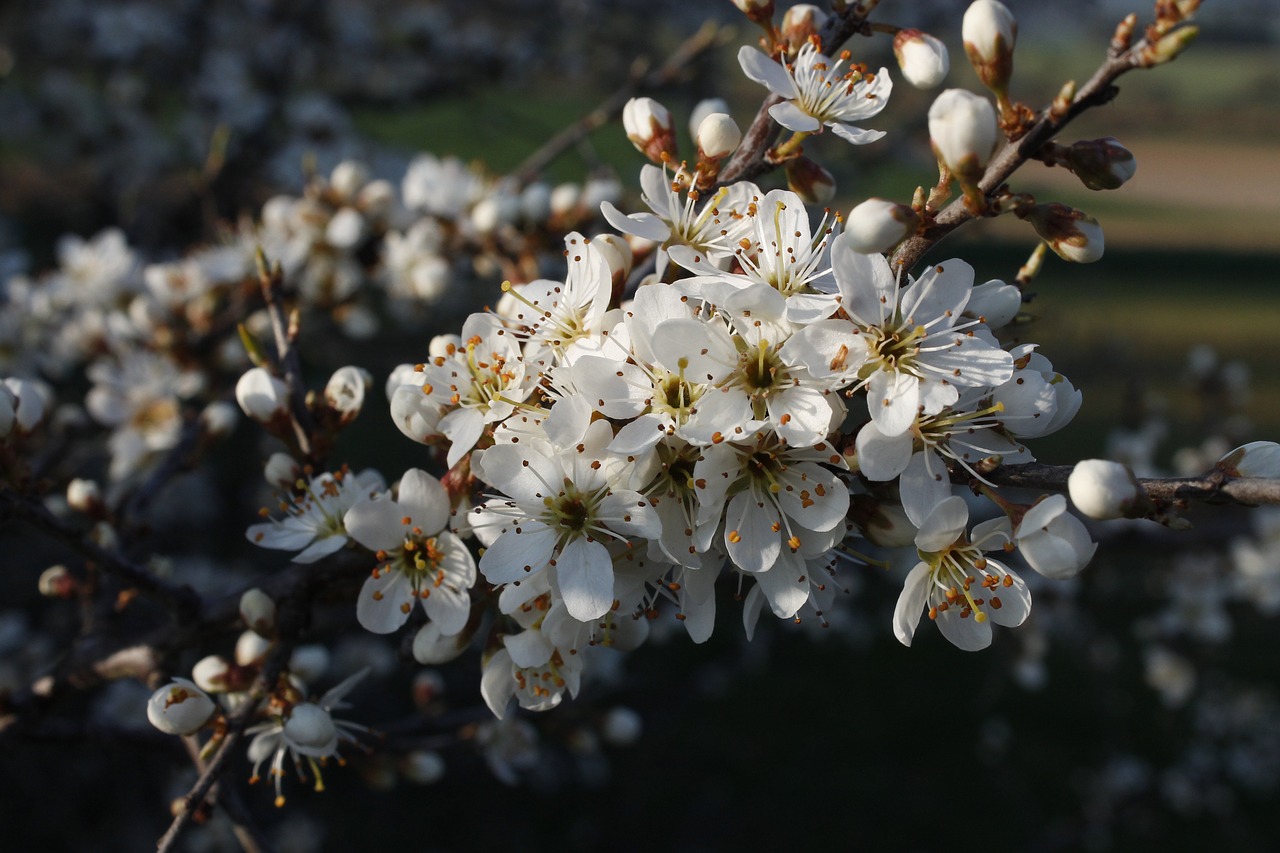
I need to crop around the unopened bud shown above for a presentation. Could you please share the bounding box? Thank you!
[401,750,446,784]
[264,452,302,491]
[962,0,1017,98]
[549,183,581,218]
[1023,203,1104,263]
[235,367,289,423]
[324,365,372,424]
[695,113,742,160]
[325,207,366,250]
[688,98,731,141]
[1068,459,1141,520]
[147,679,216,736]
[192,655,233,693]
[1145,25,1198,67]
[844,198,919,254]
[928,89,999,186]
[780,4,826,53]
[329,160,370,200]
[413,621,469,664]
[602,706,643,746]
[894,29,949,89]
[67,478,103,514]
[239,588,277,635]
[622,97,678,164]
[38,565,76,598]
[3,377,53,435]
[289,645,331,684]
[235,629,271,666]
[199,401,238,439]
[1218,441,1280,478]
[1063,138,1136,191]
[733,0,776,28]
[785,156,836,204]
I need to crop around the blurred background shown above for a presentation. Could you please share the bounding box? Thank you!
[1,1,1279,850]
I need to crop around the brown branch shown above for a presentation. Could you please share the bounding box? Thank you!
[255,254,317,465]
[0,487,202,620]
[957,462,1280,509]
[513,22,728,183]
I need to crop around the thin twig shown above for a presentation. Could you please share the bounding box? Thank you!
[0,487,202,620]
[958,462,1280,508]
[513,22,728,182]
[255,255,317,464]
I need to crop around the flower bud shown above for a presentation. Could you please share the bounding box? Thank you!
[1068,459,1141,520]
[289,645,331,684]
[38,565,76,598]
[784,156,836,204]
[284,703,337,754]
[325,207,366,250]
[147,679,216,736]
[264,452,302,491]
[1218,441,1280,478]
[413,621,470,664]
[401,750,446,784]
[549,183,581,218]
[602,706,643,746]
[520,181,552,224]
[324,365,372,424]
[844,198,919,254]
[622,97,678,164]
[235,629,271,666]
[780,4,826,53]
[1063,138,1137,191]
[67,478,103,514]
[390,384,444,445]
[695,113,742,160]
[893,29,950,89]
[962,0,1016,97]
[3,377,53,435]
[192,655,233,693]
[732,0,776,28]
[239,588,277,635]
[329,160,370,200]
[928,89,999,186]
[235,367,289,423]
[1145,25,1198,67]
[1023,203,1104,263]
[199,401,238,439]
[688,98,731,140]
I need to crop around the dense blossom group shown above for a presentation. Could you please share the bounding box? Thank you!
[7,0,1275,846]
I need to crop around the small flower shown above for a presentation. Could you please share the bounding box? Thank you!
[246,670,368,807]
[1011,494,1097,579]
[344,469,477,635]
[147,679,216,735]
[738,41,892,145]
[894,496,1030,651]
[246,468,386,563]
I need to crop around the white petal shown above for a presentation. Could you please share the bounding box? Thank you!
[478,522,557,584]
[480,649,515,719]
[935,604,992,651]
[343,498,406,552]
[768,100,822,133]
[855,421,912,481]
[292,534,348,564]
[738,45,797,98]
[599,202,671,242]
[893,562,931,647]
[398,469,449,535]
[724,491,781,574]
[867,369,919,437]
[830,123,885,145]
[901,450,952,529]
[356,569,414,634]
[504,628,554,669]
[756,552,809,619]
[555,538,615,621]
[915,495,968,552]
